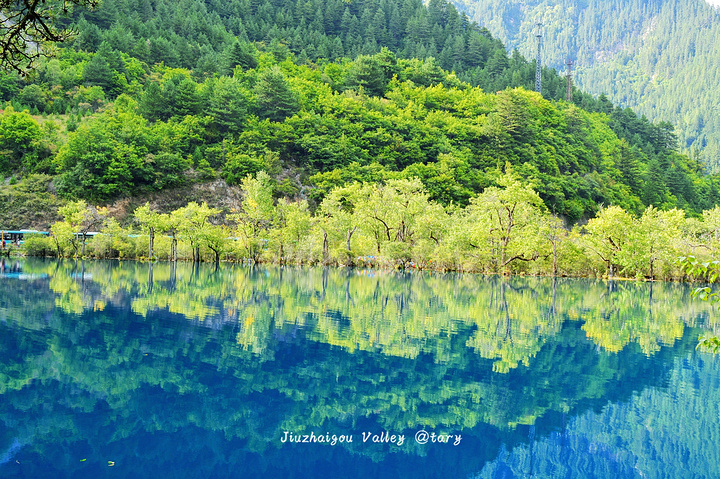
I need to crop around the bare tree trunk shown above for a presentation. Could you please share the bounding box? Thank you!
[501,250,506,274]
[500,281,512,341]
[171,261,177,290]
[551,276,557,320]
[346,226,357,265]
[322,231,329,264]
[148,228,154,260]
[650,258,654,281]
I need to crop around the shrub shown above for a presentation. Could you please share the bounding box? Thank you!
[22,234,54,256]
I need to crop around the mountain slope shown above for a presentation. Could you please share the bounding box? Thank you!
[0,0,718,224]
[452,0,720,171]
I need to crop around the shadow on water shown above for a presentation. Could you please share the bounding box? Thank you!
[0,259,719,478]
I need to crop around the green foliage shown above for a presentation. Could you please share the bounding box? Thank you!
[54,114,138,201]
[150,152,192,189]
[82,52,113,90]
[172,201,222,262]
[203,75,253,135]
[255,66,300,122]
[196,158,216,180]
[679,255,720,354]
[401,153,485,206]
[465,168,548,271]
[134,202,165,259]
[141,72,202,121]
[230,171,275,261]
[0,0,714,222]
[0,106,43,173]
[697,336,720,354]
[0,71,20,100]
[0,174,61,229]
[342,52,393,97]
[223,153,265,185]
[583,205,634,277]
[54,100,193,201]
[309,162,396,204]
[48,199,107,256]
[21,233,54,256]
[223,41,259,75]
[456,0,720,172]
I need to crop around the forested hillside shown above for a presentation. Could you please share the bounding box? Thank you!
[452,0,720,171]
[0,0,718,228]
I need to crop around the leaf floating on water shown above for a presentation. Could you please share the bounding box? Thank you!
[108,461,115,466]
[80,458,87,462]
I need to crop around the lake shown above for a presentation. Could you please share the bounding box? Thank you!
[1,259,719,478]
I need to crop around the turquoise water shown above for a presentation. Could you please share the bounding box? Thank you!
[1,259,719,478]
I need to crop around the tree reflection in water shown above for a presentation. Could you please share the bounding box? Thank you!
[0,259,718,478]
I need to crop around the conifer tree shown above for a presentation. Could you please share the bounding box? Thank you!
[255,66,299,122]
[83,54,113,90]
[223,41,258,75]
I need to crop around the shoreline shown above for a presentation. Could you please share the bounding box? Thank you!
[2,251,699,284]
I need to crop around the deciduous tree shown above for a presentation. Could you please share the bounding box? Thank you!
[0,0,99,73]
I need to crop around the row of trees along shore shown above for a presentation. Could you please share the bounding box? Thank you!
[18,168,720,281]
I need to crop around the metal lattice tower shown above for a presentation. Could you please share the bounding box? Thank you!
[566,58,573,102]
[534,22,543,94]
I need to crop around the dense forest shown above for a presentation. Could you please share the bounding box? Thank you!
[2,0,720,275]
[453,0,720,171]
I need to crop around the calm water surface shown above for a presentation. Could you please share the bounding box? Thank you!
[1,259,719,479]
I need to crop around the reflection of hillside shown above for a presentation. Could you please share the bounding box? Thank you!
[12,260,716,367]
[0,260,714,476]
[0,304,700,477]
[0,307,693,463]
[476,353,720,479]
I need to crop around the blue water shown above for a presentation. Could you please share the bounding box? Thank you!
[1,259,719,478]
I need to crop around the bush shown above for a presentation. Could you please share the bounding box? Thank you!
[22,234,54,256]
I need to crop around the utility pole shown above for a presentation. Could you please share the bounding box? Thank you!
[566,58,573,102]
[534,22,543,94]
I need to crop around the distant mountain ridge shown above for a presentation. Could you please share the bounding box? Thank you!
[452,0,720,171]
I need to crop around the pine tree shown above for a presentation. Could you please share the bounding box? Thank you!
[642,158,668,207]
[141,81,170,121]
[174,78,202,117]
[466,34,488,68]
[223,41,258,75]
[255,66,299,122]
[83,54,113,90]
[616,140,642,192]
[75,20,103,52]
[343,54,388,97]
